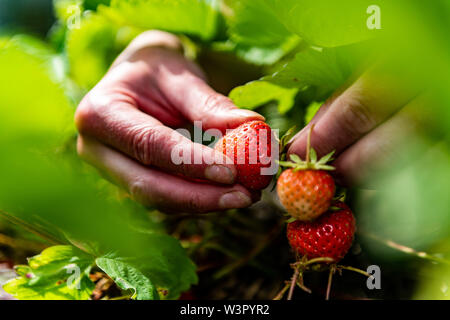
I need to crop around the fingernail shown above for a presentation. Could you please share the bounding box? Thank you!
[219,191,252,209]
[205,165,235,184]
[229,109,265,120]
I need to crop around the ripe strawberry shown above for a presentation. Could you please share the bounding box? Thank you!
[214,120,275,190]
[277,125,335,220]
[287,202,356,262]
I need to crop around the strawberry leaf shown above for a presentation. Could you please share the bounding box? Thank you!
[3,245,95,300]
[96,257,159,300]
[229,80,298,114]
[277,160,297,168]
[97,233,197,300]
[310,148,317,163]
[289,154,302,163]
[318,150,335,165]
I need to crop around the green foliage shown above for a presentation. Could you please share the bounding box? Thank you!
[0,35,74,149]
[262,0,379,47]
[130,233,199,299]
[54,0,83,21]
[100,0,220,41]
[230,45,362,113]
[65,13,128,90]
[96,257,158,300]
[229,80,298,114]
[3,246,95,300]
[2,0,450,300]
[263,47,357,94]
[304,101,322,124]
[0,34,197,300]
[97,233,198,300]
[225,0,300,64]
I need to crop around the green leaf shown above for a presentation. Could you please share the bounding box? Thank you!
[84,0,112,10]
[97,233,197,300]
[264,0,378,47]
[132,233,198,299]
[100,0,220,41]
[53,0,83,21]
[263,47,355,98]
[3,246,95,300]
[233,40,299,65]
[227,0,295,47]
[229,80,298,114]
[279,125,297,153]
[226,0,300,64]
[96,257,158,300]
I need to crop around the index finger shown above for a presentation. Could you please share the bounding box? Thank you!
[288,66,416,159]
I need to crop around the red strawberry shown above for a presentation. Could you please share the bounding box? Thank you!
[277,125,335,220]
[287,202,356,262]
[214,120,275,190]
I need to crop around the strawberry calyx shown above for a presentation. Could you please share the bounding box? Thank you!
[277,124,335,171]
[278,150,335,171]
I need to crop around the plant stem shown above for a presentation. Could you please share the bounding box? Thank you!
[0,233,47,251]
[287,266,300,300]
[108,294,133,300]
[325,265,336,300]
[306,124,315,164]
[337,265,370,277]
[273,282,290,300]
[302,256,334,267]
[0,210,62,245]
[360,231,450,266]
[296,275,312,294]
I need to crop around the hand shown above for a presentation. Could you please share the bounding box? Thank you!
[75,31,264,213]
[288,66,436,187]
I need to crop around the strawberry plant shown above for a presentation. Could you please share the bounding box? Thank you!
[1,0,450,301]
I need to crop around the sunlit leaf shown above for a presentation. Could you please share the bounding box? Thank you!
[3,246,95,300]
[230,80,298,114]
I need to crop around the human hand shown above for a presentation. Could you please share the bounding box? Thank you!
[288,66,435,187]
[75,31,264,213]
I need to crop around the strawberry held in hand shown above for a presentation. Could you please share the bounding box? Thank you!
[214,120,275,190]
[287,202,356,262]
[277,126,335,220]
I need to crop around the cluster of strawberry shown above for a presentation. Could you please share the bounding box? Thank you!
[276,127,356,263]
[214,120,360,299]
[214,120,355,263]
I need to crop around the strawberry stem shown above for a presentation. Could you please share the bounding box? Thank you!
[273,282,290,300]
[302,256,335,266]
[325,264,336,300]
[296,275,312,294]
[287,264,301,300]
[336,265,371,277]
[305,124,315,164]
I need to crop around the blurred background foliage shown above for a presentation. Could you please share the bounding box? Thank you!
[0,0,449,299]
